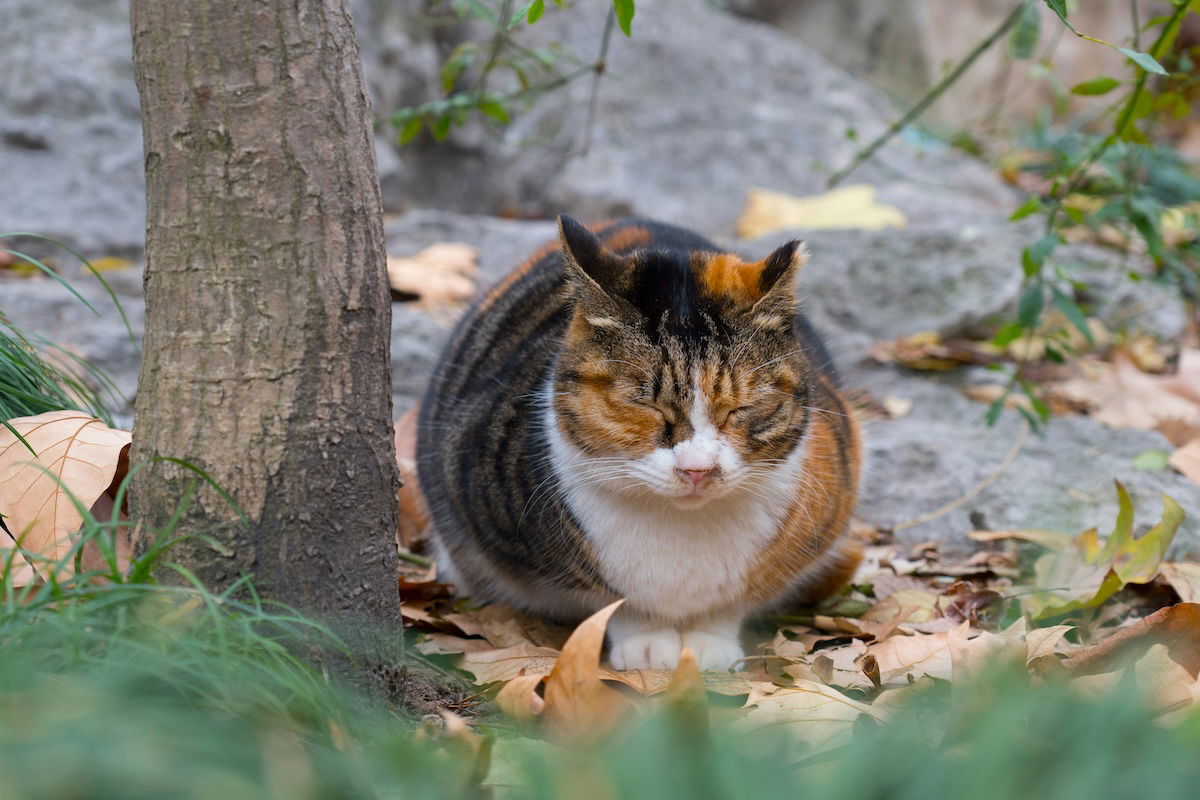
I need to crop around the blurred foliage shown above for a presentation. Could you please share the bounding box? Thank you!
[390,0,633,143]
[985,0,1200,425]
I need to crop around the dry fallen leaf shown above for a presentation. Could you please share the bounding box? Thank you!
[1158,562,1200,604]
[1168,438,1200,484]
[541,600,636,743]
[0,410,131,585]
[1054,353,1200,431]
[736,184,906,238]
[394,406,429,549]
[494,673,546,727]
[733,680,881,760]
[867,622,971,685]
[1064,603,1200,679]
[386,242,478,311]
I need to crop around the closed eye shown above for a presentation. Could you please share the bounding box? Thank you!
[718,406,754,427]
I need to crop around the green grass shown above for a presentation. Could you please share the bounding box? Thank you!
[1,232,129,429]
[4,499,1200,800]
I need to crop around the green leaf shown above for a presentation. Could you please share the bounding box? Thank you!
[1070,76,1120,95]
[1132,449,1169,472]
[1010,196,1043,221]
[397,117,423,145]
[612,0,635,36]
[527,0,545,24]
[1022,484,1183,620]
[478,99,511,123]
[1018,283,1045,328]
[431,114,453,141]
[1118,46,1168,75]
[992,321,1025,347]
[1051,287,1095,346]
[1043,0,1068,24]
[985,394,1006,427]
[1008,1,1041,60]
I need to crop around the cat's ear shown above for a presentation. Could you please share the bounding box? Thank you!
[558,215,630,296]
[756,239,807,299]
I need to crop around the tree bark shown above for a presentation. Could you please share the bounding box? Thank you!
[128,0,399,619]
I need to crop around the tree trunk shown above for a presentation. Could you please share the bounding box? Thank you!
[128,0,399,619]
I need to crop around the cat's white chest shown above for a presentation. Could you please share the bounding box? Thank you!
[563,486,785,622]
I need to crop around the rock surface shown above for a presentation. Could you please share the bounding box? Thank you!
[1,1,1196,561]
[400,0,1019,232]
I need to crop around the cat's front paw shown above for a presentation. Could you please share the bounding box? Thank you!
[609,629,682,670]
[681,630,744,672]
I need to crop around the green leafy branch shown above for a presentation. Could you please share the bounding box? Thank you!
[390,0,634,143]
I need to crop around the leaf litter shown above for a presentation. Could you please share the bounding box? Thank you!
[398,468,1200,795]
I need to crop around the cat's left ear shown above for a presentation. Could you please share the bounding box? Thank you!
[756,239,807,298]
[558,215,630,296]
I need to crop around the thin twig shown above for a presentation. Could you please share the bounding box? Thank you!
[893,420,1030,533]
[580,9,617,157]
[827,1,1028,188]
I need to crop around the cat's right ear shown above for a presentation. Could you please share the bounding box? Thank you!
[558,215,629,296]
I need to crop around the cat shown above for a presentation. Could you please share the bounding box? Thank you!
[416,216,862,671]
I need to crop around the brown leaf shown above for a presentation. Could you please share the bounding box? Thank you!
[1054,353,1200,431]
[1169,438,1200,484]
[386,243,478,310]
[0,411,131,585]
[1158,562,1200,603]
[394,406,429,549]
[460,642,562,684]
[871,331,997,372]
[494,673,546,727]
[1064,603,1200,678]
[541,601,636,742]
[867,623,971,685]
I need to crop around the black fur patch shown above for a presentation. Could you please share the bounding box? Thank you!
[627,250,728,343]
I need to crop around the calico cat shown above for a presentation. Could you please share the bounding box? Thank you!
[417,217,862,671]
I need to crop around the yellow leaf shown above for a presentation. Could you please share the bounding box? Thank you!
[736,184,907,238]
[87,257,134,273]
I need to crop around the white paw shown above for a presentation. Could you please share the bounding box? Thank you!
[609,629,682,670]
[680,630,743,672]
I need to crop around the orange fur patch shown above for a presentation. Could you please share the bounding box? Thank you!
[700,253,763,304]
[600,225,653,253]
[742,395,863,606]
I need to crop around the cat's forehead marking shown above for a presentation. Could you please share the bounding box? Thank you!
[699,253,762,304]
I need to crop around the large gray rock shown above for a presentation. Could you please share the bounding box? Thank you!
[852,366,1200,558]
[399,0,1020,232]
[385,210,557,414]
[0,0,144,256]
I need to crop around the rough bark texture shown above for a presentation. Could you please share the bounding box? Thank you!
[129,0,399,619]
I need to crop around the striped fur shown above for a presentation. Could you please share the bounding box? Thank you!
[417,217,861,670]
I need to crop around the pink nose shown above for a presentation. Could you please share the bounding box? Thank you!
[675,467,714,490]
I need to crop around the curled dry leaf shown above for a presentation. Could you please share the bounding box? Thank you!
[1158,562,1200,603]
[386,242,478,312]
[494,674,546,727]
[0,410,131,585]
[541,600,636,743]
[393,406,429,549]
[735,184,906,239]
[1063,603,1200,679]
